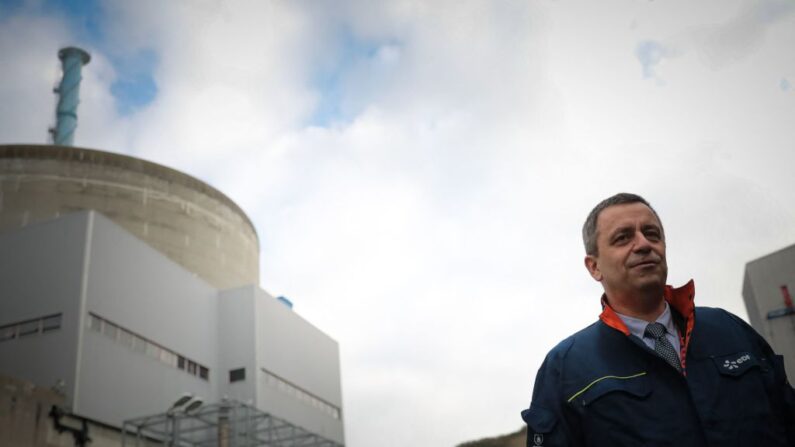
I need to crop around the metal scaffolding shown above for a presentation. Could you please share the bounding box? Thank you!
[122,400,343,447]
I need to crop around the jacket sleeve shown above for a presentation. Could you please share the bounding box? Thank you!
[521,344,582,447]
[769,352,795,444]
[727,311,795,443]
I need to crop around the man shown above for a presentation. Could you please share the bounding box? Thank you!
[522,193,795,447]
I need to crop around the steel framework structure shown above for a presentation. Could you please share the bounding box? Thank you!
[122,400,342,447]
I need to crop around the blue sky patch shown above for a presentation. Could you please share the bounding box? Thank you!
[308,28,388,127]
[0,0,27,18]
[109,49,158,115]
[42,0,105,43]
[635,40,667,79]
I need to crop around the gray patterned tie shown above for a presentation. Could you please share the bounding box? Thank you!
[644,322,682,372]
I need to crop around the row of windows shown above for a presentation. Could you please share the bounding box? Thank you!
[261,368,341,420]
[87,313,209,381]
[0,313,62,342]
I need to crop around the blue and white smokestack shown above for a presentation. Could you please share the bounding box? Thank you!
[52,47,91,146]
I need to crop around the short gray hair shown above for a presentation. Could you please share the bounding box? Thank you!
[582,193,663,256]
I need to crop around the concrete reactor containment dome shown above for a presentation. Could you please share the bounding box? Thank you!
[0,144,259,289]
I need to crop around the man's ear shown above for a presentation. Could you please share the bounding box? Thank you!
[584,255,602,281]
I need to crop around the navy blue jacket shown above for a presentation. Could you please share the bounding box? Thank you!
[522,281,795,447]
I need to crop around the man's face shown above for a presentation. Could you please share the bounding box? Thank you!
[585,202,668,298]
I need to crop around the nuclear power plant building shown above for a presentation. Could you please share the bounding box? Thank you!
[743,243,795,383]
[0,144,345,446]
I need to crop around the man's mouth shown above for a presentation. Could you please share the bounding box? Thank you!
[631,260,659,268]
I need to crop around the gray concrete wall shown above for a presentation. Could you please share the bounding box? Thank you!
[0,374,161,447]
[743,244,795,382]
[0,144,259,290]
[78,211,220,425]
[0,212,89,411]
[1,373,78,447]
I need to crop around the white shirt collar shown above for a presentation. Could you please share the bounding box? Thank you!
[615,301,678,340]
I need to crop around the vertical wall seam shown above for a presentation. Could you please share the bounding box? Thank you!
[72,211,94,411]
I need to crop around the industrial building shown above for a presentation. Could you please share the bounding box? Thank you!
[0,47,344,446]
[742,243,795,382]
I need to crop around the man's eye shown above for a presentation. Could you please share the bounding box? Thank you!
[645,231,660,241]
[613,234,628,244]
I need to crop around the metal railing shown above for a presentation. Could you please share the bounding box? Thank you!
[122,399,343,447]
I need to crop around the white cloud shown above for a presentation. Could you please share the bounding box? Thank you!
[691,0,795,69]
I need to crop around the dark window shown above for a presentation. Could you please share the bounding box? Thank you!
[188,361,197,375]
[199,366,209,380]
[42,314,62,332]
[178,356,186,370]
[229,368,246,383]
[0,325,15,341]
[18,320,39,337]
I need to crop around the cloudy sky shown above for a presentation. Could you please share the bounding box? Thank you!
[2,0,795,445]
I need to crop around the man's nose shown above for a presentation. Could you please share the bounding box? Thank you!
[632,231,653,252]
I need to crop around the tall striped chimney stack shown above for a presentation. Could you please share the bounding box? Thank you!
[51,46,91,146]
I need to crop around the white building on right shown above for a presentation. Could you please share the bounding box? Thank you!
[742,243,795,382]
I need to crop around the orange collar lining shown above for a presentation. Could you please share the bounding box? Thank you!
[599,280,696,338]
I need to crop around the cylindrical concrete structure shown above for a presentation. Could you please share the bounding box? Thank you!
[0,145,259,289]
[53,47,91,146]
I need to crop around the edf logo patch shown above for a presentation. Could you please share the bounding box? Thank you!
[713,352,758,376]
[723,354,751,370]
[533,433,544,445]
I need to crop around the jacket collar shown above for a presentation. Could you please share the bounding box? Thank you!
[599,280,696,369]
[599,280,695,336]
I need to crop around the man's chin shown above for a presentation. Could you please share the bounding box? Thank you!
[633,265,666,281]
[635,277,666,292]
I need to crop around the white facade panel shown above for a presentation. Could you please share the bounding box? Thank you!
[78,328,216,426]
[217,286,258,403]
[0,212,89,409]
[255,288,342,406]
[254,288,344,444]
[77,212,220,424]
[0,211,345,444]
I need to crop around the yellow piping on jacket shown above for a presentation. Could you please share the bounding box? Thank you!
[567,372,647,403]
